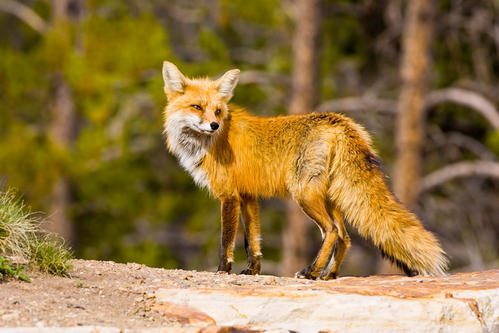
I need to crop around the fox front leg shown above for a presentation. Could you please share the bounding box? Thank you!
[240,195,262,275]
[217,197,240,273]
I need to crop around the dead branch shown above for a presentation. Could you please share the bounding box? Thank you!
[447,132,496,161]
[316,87,499,132]
[425,88,499,129]
[317,95,397,113]
[420,161,499,194]
[455,79,499,104]
[0,0,48,34]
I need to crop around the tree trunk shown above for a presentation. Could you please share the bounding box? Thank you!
[48,74,76,244]
[394,0,434,208]
[280,0,322,277]
[382,0,434,274]
[46,0,80,245]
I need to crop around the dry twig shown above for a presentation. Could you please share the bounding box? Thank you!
[0,0,48,34]
[425,88,499,129]
[420,161,499,194]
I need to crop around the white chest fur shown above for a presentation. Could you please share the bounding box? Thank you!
[165,113,215,189]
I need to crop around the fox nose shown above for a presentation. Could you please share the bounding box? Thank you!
[210,122,219,130]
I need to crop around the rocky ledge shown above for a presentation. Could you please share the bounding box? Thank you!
[0,260,498,333]
[151,270,499,333]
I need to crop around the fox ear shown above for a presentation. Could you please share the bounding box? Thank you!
[162,61,187,94]
[215,69,240,100]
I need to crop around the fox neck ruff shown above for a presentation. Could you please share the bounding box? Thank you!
[165,113,218,189]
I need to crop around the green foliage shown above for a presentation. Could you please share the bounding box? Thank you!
[199,28,230,62]
[486,131,499,156]
[0,256,30,282]
[0,3,190,268]
[220,0,285,27]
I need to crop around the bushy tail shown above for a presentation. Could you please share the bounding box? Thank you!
[328,144,448,276]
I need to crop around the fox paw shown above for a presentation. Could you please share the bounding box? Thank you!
[295,266,317,280]
[319,271,337,280]
[240,263,261,275]
[217,261,232,273]
[240,256,261,275]
[240,268,257,275]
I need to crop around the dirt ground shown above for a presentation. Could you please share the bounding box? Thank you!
[0,259,313,329]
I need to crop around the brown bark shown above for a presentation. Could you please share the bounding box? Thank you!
[280,0,322,277]
[48,74,76,244]
[393,0,434,208]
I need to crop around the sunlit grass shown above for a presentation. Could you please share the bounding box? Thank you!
[0,190,36,260]
[30,235,73,276]
[0,189,73,279]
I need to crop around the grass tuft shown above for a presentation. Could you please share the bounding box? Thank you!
[0,189,73,279]
[0,190,37,260]
[30,235,73,276]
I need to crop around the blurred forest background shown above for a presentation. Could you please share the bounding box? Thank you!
[0,0,498,277]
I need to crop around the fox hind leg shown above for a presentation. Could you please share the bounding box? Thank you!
[294,192,338,280]
[240,195,262,275]
[320,207,351,280]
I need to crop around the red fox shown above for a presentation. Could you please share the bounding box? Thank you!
[161,61,448,279]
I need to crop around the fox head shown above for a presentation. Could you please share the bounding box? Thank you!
[162,61,240,136]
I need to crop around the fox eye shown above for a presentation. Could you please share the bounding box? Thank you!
[215,109,221,116]
[191,104,203,110]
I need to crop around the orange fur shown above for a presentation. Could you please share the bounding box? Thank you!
[162,62,448,279]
